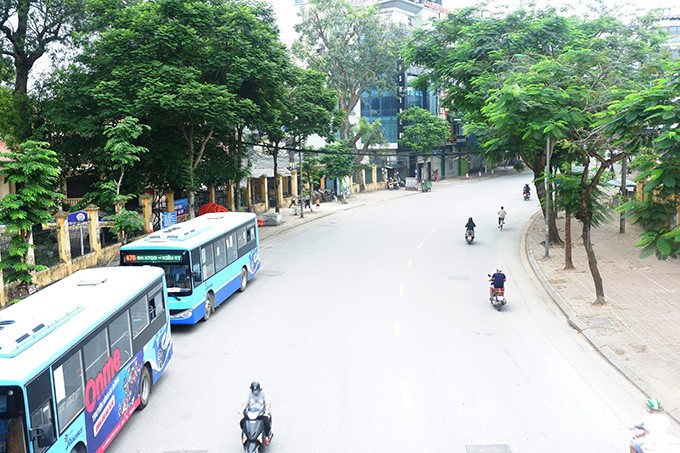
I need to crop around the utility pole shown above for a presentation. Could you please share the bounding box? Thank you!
[298,150,304,219]
[544,137,551,259]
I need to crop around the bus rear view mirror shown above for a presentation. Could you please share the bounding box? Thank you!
[31,423,56,448]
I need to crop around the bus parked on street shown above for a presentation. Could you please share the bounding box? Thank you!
[119,212,261,325]
[0,266,172,453]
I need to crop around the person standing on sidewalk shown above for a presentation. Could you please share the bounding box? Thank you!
[497,206,507,228]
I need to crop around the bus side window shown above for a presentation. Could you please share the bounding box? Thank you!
[83,330,110,383]
[53,351,84,432]
[147,288,164,321]
[129,297,150,338]
[191,249,202,284]
[108,311,132,365]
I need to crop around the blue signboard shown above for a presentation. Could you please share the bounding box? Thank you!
[161,212,177,229]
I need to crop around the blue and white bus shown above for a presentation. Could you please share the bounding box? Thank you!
[0,266,173,453]
[119,212,261,325]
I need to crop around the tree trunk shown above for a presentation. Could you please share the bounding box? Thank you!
[273,147,280,213]
[582,219,606,304]
[355,169,366,192]
[534,179,563,245]
[188,190,196,220]
[564,212,574,270]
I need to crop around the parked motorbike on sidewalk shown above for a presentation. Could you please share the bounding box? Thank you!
[387,178,400,190]
[465,229,475,244]
[240,407,270,452]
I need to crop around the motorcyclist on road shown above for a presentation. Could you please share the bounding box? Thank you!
[630,398,674,453]
[497,207,507,228]
[489,267,506,300]
[240,381,273,446]
[523,184,531,198]
[465,217,476,234]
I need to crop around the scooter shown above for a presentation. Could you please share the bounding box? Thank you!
[465,229,475,244]
[387,178,399,190]
[240,407,269,452]
[523,191,530,201]
[487,277,507,311]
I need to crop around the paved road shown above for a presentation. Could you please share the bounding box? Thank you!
[107,170,672,452]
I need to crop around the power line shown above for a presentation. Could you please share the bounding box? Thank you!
[243,141,479,158]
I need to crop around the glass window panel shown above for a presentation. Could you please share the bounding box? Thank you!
[83,330,109,383]
[108,311,132,365]
[130,297,149,338]
[237,227,247,248]
[54,351,84,431]
[213,237,227,272]
[226,233,237,264]
[148,289,164,321]
[202,243,215,279]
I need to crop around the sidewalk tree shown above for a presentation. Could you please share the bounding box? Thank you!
[605,59,680,259]
[397,106,449,163]
[405,6,669,304]
[293,0,404,191]
[0,141,63,298]
[255,67,339,213]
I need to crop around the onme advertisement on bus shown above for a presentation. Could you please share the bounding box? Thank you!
[83,326,172,452]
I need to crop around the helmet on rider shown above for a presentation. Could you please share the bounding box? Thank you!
[496,267,503,273]
[647,398,661,412]
[250,381,261,394]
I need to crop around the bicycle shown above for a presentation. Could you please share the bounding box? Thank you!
[498,217,505,230]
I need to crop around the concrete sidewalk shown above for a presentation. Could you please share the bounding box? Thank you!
[526,214,680,425]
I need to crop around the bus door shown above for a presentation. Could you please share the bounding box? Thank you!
[26,371,56,453]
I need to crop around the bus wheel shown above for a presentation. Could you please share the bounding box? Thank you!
[70,444,86,453]
[239,267,248,293]
[137,365,152,411]
[203,293,214,322]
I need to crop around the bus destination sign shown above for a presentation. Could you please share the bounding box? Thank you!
[123,253,183,264]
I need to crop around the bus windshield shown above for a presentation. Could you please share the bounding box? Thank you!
[0,389,27,453]
[120,250,192,296]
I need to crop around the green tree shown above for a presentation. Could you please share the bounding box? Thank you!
[255,67,339,213]
[397,107,449,159]
[293,0,404,191]
[42,0,288,217]
[0,0,96,140]
[0,141,63,296]
[605,59,680,259]
[78,116,150,211]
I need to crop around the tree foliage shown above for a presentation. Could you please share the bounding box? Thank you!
[397,107,449,157]
[293,0,404,190]
[606,59,680,259]
[404,5,670,303]
[0,141,63,290]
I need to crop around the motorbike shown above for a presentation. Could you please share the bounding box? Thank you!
[387,178,400,190]
[240,407,270,452]
[523,191,530,201]
[465,229,475,244]
[488,276,506,311]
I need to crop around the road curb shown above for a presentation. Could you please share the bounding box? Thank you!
[522,212,678,423]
